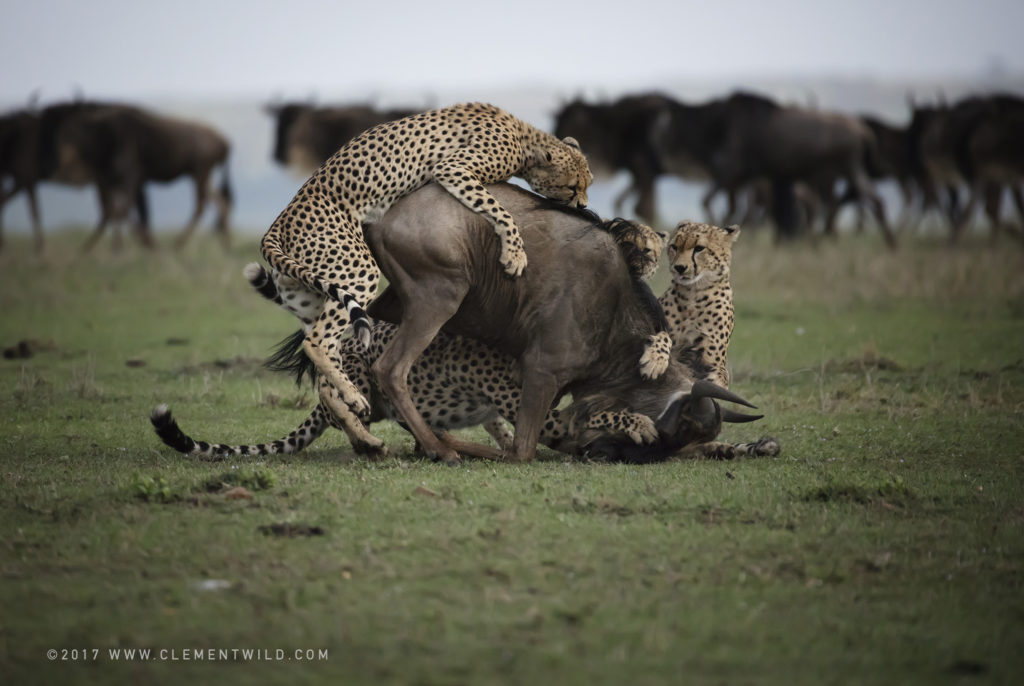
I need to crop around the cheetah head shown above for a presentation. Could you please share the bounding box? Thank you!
[521,136,593,208]
[667,221,739,288]
[606,219,666,281]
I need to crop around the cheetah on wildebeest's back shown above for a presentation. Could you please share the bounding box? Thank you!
[259,103,593,452]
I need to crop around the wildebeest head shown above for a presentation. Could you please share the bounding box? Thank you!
[519,136,593,209]
[265,103,312,165]
[583,380,762,463]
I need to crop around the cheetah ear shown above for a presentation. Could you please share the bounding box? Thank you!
[561,136,581,151]
[721,224,741,241]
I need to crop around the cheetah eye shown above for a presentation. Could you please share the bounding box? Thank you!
[693,245,705,254]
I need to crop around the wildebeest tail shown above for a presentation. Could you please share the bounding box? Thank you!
[260,230,372,347]
[265,329,318,387]
[150,404,329,458]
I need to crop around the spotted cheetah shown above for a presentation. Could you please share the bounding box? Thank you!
[258,103,593,451]
[659,220,740,388]
[151,321,660,460]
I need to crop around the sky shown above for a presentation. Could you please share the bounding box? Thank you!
[3,0,1023,103]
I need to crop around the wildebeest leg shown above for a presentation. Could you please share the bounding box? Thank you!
[132,186,155,249]
[1008,185,1024,239]
[212,171,232,250]
[507,352,561,462]
[82,186,114,253]
[437,432,505,461]
[371,288,471,464]
[21,185,44,253]
[701,185,720,224]
[894,179,917,232]
[175,169,212,249]
[858,177,896,249]
[770,179,800,242]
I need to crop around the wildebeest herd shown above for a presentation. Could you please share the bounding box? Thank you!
[2,89,1022,254]
[0,91,1019,462]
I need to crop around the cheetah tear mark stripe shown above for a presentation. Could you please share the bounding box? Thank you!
[150,404,330,459]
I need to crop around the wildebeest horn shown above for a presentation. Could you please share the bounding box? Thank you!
[721,408,764,423]
[689,380,757,408]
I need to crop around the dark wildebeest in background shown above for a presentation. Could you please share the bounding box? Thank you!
[858,114,922,229]
[266,102,420,175]
[363,183,760,464]
[38,101,233,250]
[669,92,894,246]
[553,94,674,223]
[0,108,44,251]
[947,94,1024,240]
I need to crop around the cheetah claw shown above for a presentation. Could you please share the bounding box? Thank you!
[631,415,659,444]
[639,331,672,380]
[500,245,528,277]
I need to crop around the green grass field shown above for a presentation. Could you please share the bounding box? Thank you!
[1,228,1022,685]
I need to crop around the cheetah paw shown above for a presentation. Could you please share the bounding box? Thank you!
[500,244,528,277]
[626,415,659,445]
[639,331,672,379]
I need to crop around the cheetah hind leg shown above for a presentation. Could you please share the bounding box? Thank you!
[317,377,386,457]
[304,303,378,448]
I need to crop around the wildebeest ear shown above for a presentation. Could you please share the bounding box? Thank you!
[562,136,581,151]
[721,224,741,241]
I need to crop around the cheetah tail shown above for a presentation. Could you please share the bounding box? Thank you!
[150,404,329,459]
[259,234,372,346]
[243,262,281,304]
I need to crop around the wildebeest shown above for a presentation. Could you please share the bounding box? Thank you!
[363,182,761,464]
[952,94,1024,239]
[266,101,420,175]
[0,108,44,251]
[38,101,233,250]
[859,114,922,228]
[646,92,895,245]
[553,94,673,222]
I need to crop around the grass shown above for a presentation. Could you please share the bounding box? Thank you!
[1,228,1022,685]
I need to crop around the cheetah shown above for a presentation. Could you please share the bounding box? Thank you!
[659,220,740,388]
[258,103,593,451]
[151,290,661,460]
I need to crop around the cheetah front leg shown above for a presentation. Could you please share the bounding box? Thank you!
[639,331,672,380]
[431,152,528,277]
[583,411,659,445]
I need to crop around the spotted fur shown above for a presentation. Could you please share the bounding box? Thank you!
[258,103,593,449]
[660,220,739,388]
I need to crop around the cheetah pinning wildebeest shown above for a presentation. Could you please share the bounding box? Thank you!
[257,102,601,453]
[152,208,774,462]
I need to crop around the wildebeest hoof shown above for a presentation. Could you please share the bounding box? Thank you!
[436,450,461,466]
